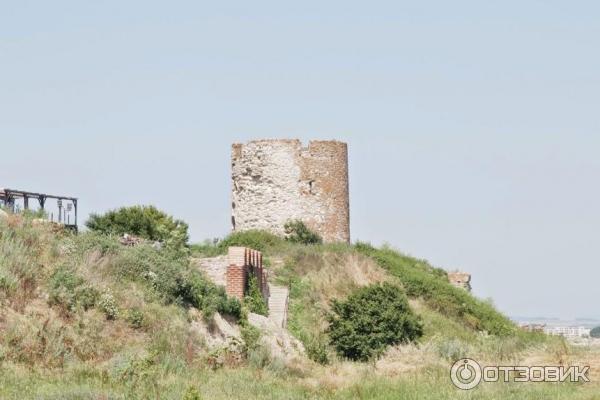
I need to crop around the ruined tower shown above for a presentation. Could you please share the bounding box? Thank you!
[231,139,350,243]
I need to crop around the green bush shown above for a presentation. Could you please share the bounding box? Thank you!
[125,308,145,329]
[85,205,189,249]
[244,275,268,316]
[305,338,329,365]
[75,285,100,311]
[284,220,322,245]
[182,386,202,400]
[218,230,283,252]
[48,267,99,312]
[327,283,423,361]
[98,290,119,320]
[240,321,261,353]
[355,242,516,336]
[590,326,600,338]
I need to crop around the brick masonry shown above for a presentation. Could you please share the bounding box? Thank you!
[231,139,350,243]
[225,246,270,301]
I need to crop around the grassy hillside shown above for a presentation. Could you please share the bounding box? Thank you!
[1,217,598,399]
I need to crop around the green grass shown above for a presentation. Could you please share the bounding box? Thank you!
[0,363,597,400]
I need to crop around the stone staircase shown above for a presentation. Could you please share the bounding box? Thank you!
[268,284,289,328]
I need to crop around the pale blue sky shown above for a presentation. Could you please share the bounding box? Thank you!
[2,1,599,319]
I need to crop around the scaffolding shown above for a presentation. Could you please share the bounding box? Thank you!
[0,188,78,230]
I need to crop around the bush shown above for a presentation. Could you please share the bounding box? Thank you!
[85,205,189,249]
[182,386,202,400]
[590,326,600,338]
[244,275,268,316]
[305,338,329,365]
[98,290,119,320]
[284,220,322,245]
[240,321,261,353]
[218,230,283,252]
[327,283,423,361]
[125,308,145,329]
[48,267,99,312]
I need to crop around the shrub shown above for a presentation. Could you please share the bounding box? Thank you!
[305,338,329,365]
[218,230,282,252]
[284,220,322,245]
[182,386,202,400]
[125,308,145,329]
[240,320,261,353]
[75,285,100,311]
[98,290,119,320]
[48,267,99,312]
[591,326,600,338]
[244,275,268,316]
[327,283,423,361]
[85,205,189,249]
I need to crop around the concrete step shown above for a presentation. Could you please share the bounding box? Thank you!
[267,284,289,328]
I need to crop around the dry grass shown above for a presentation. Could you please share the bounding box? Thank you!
[282,250,392,307]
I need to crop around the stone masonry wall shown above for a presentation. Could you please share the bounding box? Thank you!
[447,272,472,292]
[231,139,350,243]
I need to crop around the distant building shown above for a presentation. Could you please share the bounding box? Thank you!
[544,326,590,338]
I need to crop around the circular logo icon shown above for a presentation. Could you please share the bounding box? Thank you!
[450,358,482,390]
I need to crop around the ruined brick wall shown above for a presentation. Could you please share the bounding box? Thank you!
[231,139,350,243]
[448,272,472,292]
[225,246,269,301]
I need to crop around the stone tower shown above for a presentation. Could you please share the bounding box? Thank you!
[231,139,350,243]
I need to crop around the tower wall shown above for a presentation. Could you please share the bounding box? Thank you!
[231,139,350,243]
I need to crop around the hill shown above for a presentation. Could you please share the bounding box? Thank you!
[0,215,598,399]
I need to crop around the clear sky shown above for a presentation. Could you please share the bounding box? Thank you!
[2,1,599,320]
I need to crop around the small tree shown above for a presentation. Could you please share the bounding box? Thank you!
[327,283,423,361]
[590,326,600,338]
[284,220,322,245]
[86,205,189,248]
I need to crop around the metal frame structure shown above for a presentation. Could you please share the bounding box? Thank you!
[0,188,78,229]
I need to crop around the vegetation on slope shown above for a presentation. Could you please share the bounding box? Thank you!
[0,215,240,373]
[354,242,517,336]
[1,217,588,399]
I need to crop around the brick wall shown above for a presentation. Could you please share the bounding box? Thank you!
[225,246,270,301]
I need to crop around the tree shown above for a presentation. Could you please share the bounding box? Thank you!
[327,283,423,361]
[590,326,600,338]
[86,205,189,248]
